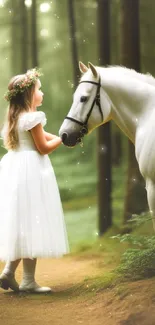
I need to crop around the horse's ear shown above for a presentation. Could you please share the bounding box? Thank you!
[79,61,88,74]
[88,62,98,78]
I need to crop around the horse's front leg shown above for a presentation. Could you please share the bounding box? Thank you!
[146,179,155,230]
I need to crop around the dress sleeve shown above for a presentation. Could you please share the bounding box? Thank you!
[18,111,47,131]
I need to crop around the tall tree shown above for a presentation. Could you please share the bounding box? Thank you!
[97,0,112,235]
[120,0,148,223]
[111,0,122,166]
[67,0,79,88]
[20,0,28,72]
[11,0,22,74]
[31,0,38,67]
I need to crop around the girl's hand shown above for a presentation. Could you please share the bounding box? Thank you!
[51,136,62,145]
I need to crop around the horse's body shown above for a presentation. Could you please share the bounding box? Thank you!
[59,62,155,227]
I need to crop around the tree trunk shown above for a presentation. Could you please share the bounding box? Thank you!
[31,0,38,67]
[97,0,112,235]
[20,0,28,72]
[11,0,22,74]
[111,0,122,166]
[120,0,148,223]
[67,0,79,88]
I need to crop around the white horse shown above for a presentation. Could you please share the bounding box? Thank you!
[59,61,155,228]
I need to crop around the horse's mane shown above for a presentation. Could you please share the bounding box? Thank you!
[106,66,155,88]
[80,65,155,88]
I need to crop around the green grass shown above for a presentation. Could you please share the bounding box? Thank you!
[64,204,98,249]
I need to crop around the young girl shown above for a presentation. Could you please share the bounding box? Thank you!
[0,68,69,293]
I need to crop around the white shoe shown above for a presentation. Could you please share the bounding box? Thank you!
[0,273,19,292]
[19,281,52,293]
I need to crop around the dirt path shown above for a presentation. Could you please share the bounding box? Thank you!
[0,256,155,325]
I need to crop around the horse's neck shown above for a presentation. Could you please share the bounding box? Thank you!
[99,67,155,144]
[110,104,136,144]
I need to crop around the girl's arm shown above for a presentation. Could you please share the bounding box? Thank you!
[43,131,57,141]
[30,124,62,154]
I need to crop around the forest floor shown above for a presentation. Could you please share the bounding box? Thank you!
[0,254,155,325]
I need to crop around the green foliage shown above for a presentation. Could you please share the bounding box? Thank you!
[111,233,155,248]
[117,248,155,280]
[127,212,152,228]
[111,214,155,281]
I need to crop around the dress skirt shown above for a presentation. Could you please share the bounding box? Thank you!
[0,148,69,262]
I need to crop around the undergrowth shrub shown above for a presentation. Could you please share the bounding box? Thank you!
[111,213,155,280]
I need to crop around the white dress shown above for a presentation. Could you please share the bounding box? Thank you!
[0,111,69,262]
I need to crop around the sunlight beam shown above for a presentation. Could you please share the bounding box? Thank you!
[40,2,50,13]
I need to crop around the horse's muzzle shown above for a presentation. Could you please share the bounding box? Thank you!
[61,131,83,147]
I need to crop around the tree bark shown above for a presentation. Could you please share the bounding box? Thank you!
[11,0,22,74]
[31,0,38,67]
[97,0,112,235]
[20,0,28,72]
[67,0,79,88]
[120,0,148,223]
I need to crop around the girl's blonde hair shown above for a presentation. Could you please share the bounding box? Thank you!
[4,74,36,150]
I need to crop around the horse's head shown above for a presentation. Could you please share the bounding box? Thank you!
[59,61,111,147]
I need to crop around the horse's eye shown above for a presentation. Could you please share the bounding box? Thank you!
[80,96,88,103]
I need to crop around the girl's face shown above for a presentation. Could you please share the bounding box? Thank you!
[32,79,44,110]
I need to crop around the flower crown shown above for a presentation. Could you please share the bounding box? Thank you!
[4,68,43,102]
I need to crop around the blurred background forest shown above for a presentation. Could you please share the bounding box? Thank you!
[0,0,154,251]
